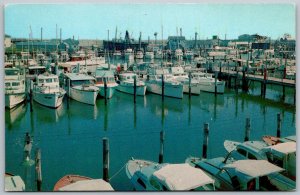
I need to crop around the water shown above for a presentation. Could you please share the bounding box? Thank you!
[5,62,296,191]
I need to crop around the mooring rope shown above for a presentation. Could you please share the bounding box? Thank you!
[109,164,126,181]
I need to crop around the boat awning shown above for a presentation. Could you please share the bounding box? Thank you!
[266,142,296,156]
[64,73,95,81]
[5,175,25,191]
[224,160,284,178]
[58,179,114,191]
[152,163,214,190]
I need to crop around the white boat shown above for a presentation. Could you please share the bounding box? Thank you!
[5,173,25,191]
[63,73,99,105]
[116,73,146,96]
[154,49,163,59]
[5,68,26,109]
[262,135,296,146]
[95,67,118,98]
[224,140,296,183]
[145,68,183,99]
[32,72,66,108]
[124,48,134,61]
[144,51,154,59]
[126,159,215,191]
[169,66,200,95]
[184,50,194,60]
[113,50,122,59]
[174,49,183,60]
[54,175,113,191]
[135,50,144,59]
[191,72,225,94]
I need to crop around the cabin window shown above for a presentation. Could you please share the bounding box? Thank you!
[5,83,10,87]
[39,79,44,83]
[53,78,58,82]
[248,153,257,160]
[46,79,52,83]
[150,178,161,190]
[127,76,131,80]
[137,178,146,189]
[237,148,247,157]
[97,78,103,82]
[162,185,168,191]
[12,82,20,86]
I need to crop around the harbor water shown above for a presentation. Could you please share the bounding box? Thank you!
[5,61,296,191]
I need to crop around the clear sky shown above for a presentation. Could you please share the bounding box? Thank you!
[4,3,295,40]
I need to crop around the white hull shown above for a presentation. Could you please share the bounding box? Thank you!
[33,91,65,108]
[182,84,201,95]
[97,85,117,99]
[145,54,154,59]
[116,85,146,96]
[135,54,144,59]
[69,86,99,105]
[146,83,183,99]
[5,93,26,109]
[124,54,134,61]
[199,81,225,94]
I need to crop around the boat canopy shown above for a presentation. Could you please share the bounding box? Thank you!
[224,160,283,179]
[5,175,25,191]
[95,70,114,78]
[266,142,296,156]
[152,163,214,190]
[58,179,114,191]
[64,73,95,81]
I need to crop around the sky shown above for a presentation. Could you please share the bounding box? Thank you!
[4,3,296,40]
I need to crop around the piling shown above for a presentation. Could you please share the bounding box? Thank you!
[282,86,286,101]
[242,70,248,92]
[29,89,33,112]
[214,72,217,96]
[102,138,109,182]
[244,118,251,141]
[67,79,70,109]
[277,113,282,138]
[202,123,209,159]
[133,76,137,104]
[188,72,191,98]
[161,74,165,101]
[158,131,165,163]
[35,149,42,191]
[104,77,107,105]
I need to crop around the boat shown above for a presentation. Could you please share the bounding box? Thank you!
[174,49,183,60]
[32,72,66,108]
[126,159,215,191]
[191,72,225,94]
[169,66,200,95]
[145,68,183,99]
[113,50,122,59]
[184,50,194,60]
[5,173,25,191]
[63,73,99,105]
[53,175,113,191]
[5,67,26,109]
[224,140,296,182]
[262,135,296,146]
[124,48,134,61]
[116,73,146,96]
[154,49,163,59]
[135,50,144,59]
[186,157,289,191]
[145,51,154,59]
[94,67,118,98]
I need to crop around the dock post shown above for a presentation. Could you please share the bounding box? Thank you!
[202,123,209,159]
[242,69,247,92]
[102,137,109,182]
[214,72,217,96]
[188,72,191,98]
[158,131,165,163]
[104,77,107,105]
[35,149,42,191]
[161,74,165,102]
[67,79,70,109]
[244,118,251,141]
[29,88,33,112]
[277,113,281,138]
[133,76,136,104]
[282,86,286,102]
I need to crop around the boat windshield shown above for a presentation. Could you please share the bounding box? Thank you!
[71,80,94,86]
[5,69,19,75]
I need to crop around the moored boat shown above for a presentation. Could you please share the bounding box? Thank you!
[5,173,25,191]
[116,73,146,96]
[191,72,225,94]
[262,135,296,146]
[94,67,118,98]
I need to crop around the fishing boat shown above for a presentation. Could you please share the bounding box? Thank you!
[184,50,194,60]
[124,48,134,61]
[94,67,118,98]
[32,72,66,108]
[154,49,163,59]
[174,49,183,61]
[224,140,296,182]
[145,51,154,59]
[186,157,289,191]
[126,159,215,191]
[262,135,296,146]
[116,73,146,96]
[63,73,99,105]
[113,50,122,59]
[5,67,26,109]
[191,72,225,94]
[5,173,25,191]
[53,175,113,191]
[145,68,183,99]
[135,50,144,59]
[169,66,200,95]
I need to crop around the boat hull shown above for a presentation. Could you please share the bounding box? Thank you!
[146,83,183,98]
[69,86,99,105]
[182,84,201,95]
[199,81,225,94]
[33,91,65,108]
[116,85,146,96]
[97,85,117,99]
[5,93,26,109]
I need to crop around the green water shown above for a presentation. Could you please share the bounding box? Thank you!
[5,77,296,191]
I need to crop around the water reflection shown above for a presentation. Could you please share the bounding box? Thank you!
[34,102,65,123]
[5,103,27,129]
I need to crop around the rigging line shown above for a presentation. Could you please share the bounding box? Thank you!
[109,164,126,181]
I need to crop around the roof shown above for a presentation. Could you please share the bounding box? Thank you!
[95,69,114,78]
[224,160,283,178]
[64,73,95,81]
[267,142,296,155]
[37,73,58,79]
[58,179,114,191]
[152,163,214,190]
[5,175,25,191]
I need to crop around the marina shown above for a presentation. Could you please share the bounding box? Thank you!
[4,3,296,192]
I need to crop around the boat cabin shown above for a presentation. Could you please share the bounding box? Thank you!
[95,69,115,84]
[63,73,96,87]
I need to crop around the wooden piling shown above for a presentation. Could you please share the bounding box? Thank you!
[104,77,107,105]
[30,89,33,112]
[133,76,137,104]
[214,72,217,96]
[35,149,42,191]
[102,138,109,182]
[161,74,165,101]
[67,79,70,109]
[188,72,191,98]
[158,131,165,163]
[277,113,281,138]
[244,118,250,141]
[242,70,248,92]
[202,123,209,159]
